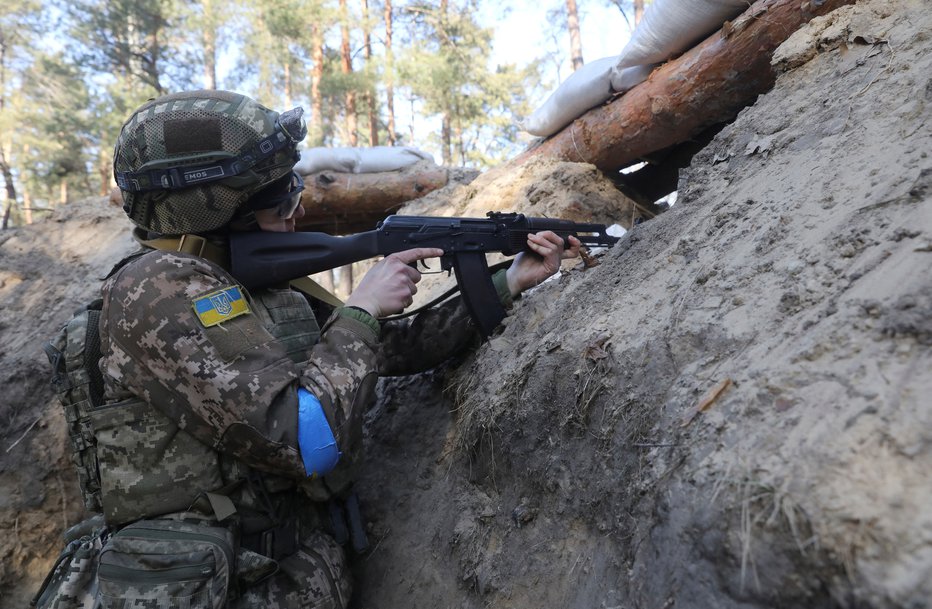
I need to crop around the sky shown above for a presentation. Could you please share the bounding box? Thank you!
[485,0,634,82]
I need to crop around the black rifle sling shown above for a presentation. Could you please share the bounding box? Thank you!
[452,251,506,338]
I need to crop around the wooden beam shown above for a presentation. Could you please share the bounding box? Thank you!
[514,0,858,172]
[295,161,449,234]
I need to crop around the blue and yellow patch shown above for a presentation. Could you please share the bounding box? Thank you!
[192,286,251,327]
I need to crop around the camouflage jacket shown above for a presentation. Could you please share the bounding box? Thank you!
[96,248,509,526]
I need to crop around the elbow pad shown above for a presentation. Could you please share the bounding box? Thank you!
[297,388,341,477]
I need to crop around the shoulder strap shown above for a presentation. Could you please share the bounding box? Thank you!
[131,228,229,268]
[132,229,343,309]
[289,276,344,308]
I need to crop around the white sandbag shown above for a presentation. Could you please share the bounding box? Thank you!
[610,63,657,94]
[356,146,435,173]
[294,147,361,175]
[614,0,748,70]
[522,56,618,137]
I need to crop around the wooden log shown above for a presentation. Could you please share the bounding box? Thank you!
[295,160,449,234]
[109,163,448,235]
[514,0,858,173]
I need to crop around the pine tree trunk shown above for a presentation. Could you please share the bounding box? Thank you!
[203,0,217,89]
[0,146,17,230]
[284,61,292,106]
[455,123,466,166]
[361,0,379,146]
[60,179,68,206]
[439,0,451,161]
[384,0,397,146]
[314,269,336,294]
[340,0,358,146]
[566,0,584,71]
[0,35,13,229]
[441,114,452,166]
[99,132,111,196]
[310,25,325,147]
[146,28,165,94]
[22,188,32,225]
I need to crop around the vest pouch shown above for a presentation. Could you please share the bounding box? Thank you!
[98,519,234,609]
[32,521,109,609]
[90,397,223,525]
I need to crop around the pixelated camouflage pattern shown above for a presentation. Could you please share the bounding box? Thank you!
[250,287,322,364]
[92,245,493,607]
[97,518,234,609]
[372,268,514,376]
[100,250,310,479]
[376,295,485,376]
[233,530,351,609]
[46,305,104,512]
[33,526,108,609]
[90,395,224,526]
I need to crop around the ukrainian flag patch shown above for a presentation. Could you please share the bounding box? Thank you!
[192,286,251,327]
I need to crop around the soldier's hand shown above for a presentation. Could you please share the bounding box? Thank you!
[505,231,581,296]
[346,248,444,318]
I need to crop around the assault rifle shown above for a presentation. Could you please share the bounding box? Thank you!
[229,211,619,337]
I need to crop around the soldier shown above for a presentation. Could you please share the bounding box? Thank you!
[40,89,580,608]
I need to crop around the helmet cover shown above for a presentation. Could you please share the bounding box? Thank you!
[113,90,305,234]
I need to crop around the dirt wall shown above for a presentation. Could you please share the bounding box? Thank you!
[353,1,931,607]
[0,198,137,605]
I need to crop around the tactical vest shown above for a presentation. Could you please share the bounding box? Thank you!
[44,300,106,513]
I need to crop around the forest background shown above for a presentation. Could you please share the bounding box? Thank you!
[0,0,647,230]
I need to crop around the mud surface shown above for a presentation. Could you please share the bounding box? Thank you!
[1,1,929,607]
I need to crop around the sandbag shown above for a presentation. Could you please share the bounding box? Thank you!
[294,147,361,175]
[611,63,656,94]
[523,59,655,137]
[613,0,747,72]
[523,56,618,137]
[295,146,435,175]
[356,146,434,173]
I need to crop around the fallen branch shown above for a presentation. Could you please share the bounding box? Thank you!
[6,416,40,453]
[681,379,733,427]
[514,0,858,173]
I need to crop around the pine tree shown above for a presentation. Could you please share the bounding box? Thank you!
[1,0,41,228]
[398,0,539,167]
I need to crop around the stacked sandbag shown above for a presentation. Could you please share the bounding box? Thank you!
[294,146,434,175]
[523,0,749,138]
[356,146,435,173]
[610,0,748,89]
[523,59,654,137]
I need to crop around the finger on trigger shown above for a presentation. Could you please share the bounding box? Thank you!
[395,247,444,265]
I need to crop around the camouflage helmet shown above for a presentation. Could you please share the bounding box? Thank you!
[113,90,306,235]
